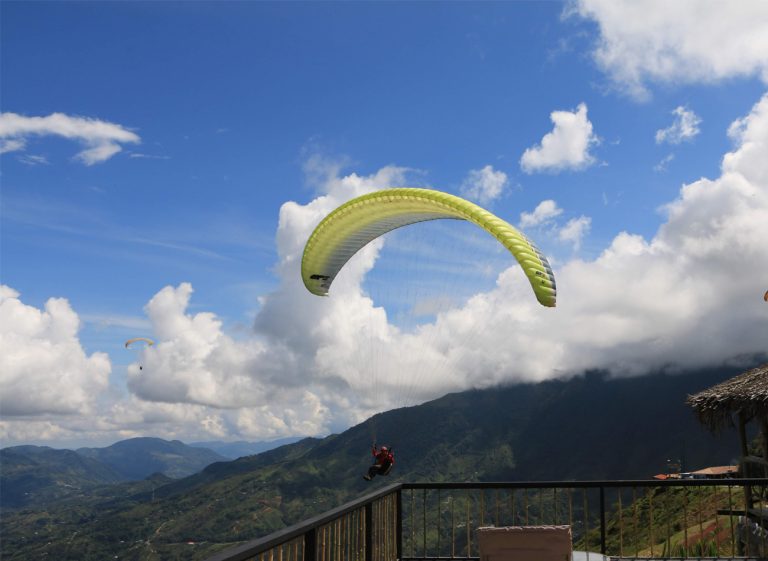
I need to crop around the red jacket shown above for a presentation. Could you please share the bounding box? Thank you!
[372,446,394,466]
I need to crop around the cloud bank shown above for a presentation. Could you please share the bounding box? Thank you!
[255,93,768,391]
[3,92,767,445]
[143,91,768,417]
[0,91,768,442]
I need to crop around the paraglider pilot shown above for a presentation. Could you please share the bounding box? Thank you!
[363,444,394,481]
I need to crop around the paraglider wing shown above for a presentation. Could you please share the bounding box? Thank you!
[301,188,556,307]
[124,337,155,349]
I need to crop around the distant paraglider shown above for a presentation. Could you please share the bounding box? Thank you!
[124,337,154,349]
[764,290,768,302]
[125,338,154,370]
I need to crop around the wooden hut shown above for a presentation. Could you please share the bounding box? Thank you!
[687,363,768,556]
[687,362,768,512]
[687,362,768,468]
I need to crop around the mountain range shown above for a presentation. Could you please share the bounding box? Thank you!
[0,364,754,560]
[0,436,299,510]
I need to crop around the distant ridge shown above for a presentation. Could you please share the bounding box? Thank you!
[1,438,229,510]
[188,436,304,459]
[76,436,228,480]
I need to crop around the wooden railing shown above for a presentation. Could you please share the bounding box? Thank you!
[206,484,400,561]
[207,479,768,561]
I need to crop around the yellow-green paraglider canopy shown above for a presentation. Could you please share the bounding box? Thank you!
[301,188,556,307]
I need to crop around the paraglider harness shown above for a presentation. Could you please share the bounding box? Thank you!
[364,445,394,480]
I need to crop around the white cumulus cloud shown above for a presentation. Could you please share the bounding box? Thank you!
[520,103,598,173]
[0,285,111,416]
[0,112,140,165]
[519,200,564,228]
[656,106,702,144]
[460,165,509,204]
[128,282,272,409]
[570,0,768,99]
[558,216,592,250]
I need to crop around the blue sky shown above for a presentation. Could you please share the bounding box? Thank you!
[2,1,768,447]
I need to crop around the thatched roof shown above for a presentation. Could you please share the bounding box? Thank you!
[686,362,768,432]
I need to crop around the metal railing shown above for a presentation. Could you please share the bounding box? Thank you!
[207,479,768,561]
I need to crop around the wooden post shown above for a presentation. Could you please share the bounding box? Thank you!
[304,529,316,561]
[365,502,373,561]
[739,411,753,511]
[761,417,768,469]
[395,490,402,561]
[739,411,750,457]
